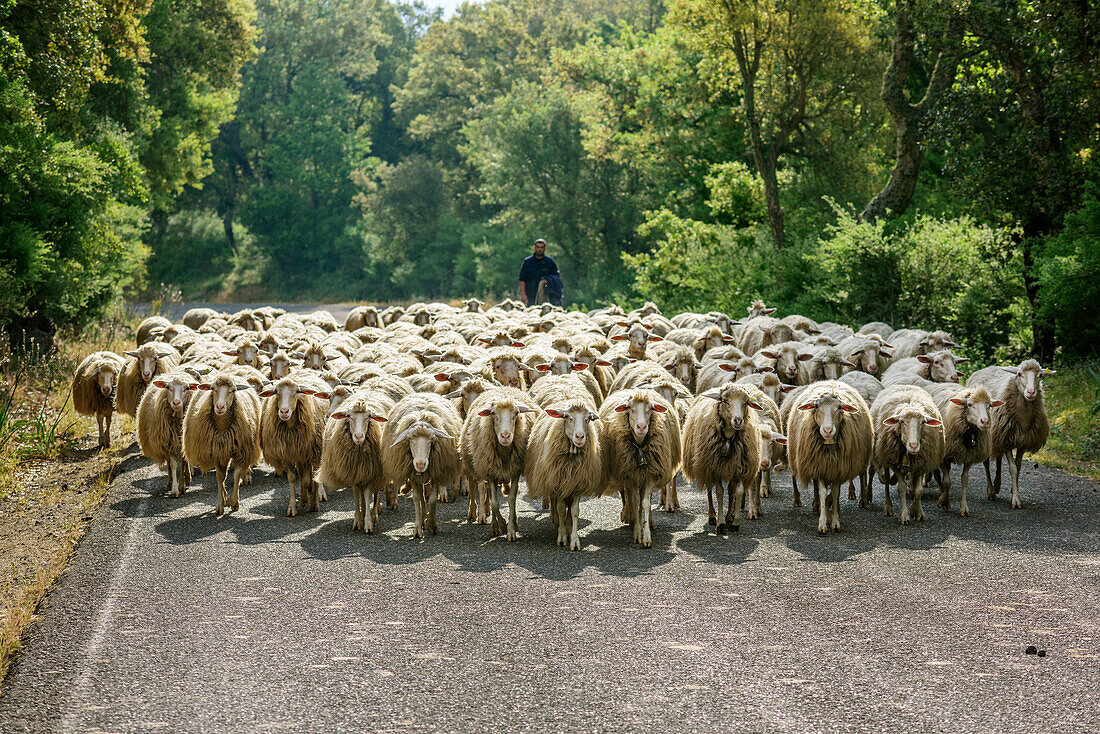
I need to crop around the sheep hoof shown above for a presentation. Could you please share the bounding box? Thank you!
[715,523,726,535]
[570,538,581,551]
[817,525,828,535]
[900,517,909,526]
[793,497,802,508]
[664,505,675,513]
[728,523,740,533]
[938,497,949,510]
[707,516,716,526]
[506,530,517,541]
[413,528,424,539]
[1011,498,1021,509]
[287,508,297,517]
[352,519,362,531]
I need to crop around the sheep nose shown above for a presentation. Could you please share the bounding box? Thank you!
[279,409,291,420]
[143,371,153,381]
[1025,389,1036,399]
[352,433,365,444]
[760,460,770,470]
[907,442,920,454]
[978,418,989,428]
[820,425,835,437]
[414,460,428,472]
[215,405,227,414]
[868,364,877,373]
[499,433,512,445]
[950,375,959,383]
[732,418,743,429]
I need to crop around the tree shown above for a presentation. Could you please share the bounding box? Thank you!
[861,0,962,222]
[668,0,883,248]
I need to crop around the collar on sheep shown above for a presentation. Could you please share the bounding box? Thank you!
[628,430,650,468]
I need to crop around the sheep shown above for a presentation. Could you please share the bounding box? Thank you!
[737,383,784,501]
[570,344,615,396]
[736,371,797,408]
[600,389,681,547]
[838,371,884,407]
[701,345,746,365]
[887,329,958,361]
[882,351,967,386]
[532,353,603,404]
[136,316,172,345]
[838,335,893,377]
[115,343,181,417]
[382,394,462,538]
[182,307,222,330]
[780,314,821,336]
[786,381,873,534]
[797,345,853,385]
[135,370,197,497]
[609,321,662,360]
[869,386,945,524]
[524,397,607,551]
[746,300,775,318]
[319,396,393,533]
[682,383,763,533]
[858,321,894,340]
[695,358,761,393]
[755,341,814,385]
[737,316,795,356]
[966,359,1051,509]
[257,375,328,516]
[182,373,262,516]
[345,305,382,331]
[652,343,702,392]
[460,388,538,540]
[220,338,264,369]
[926,383,1002,517]
[73,351,126,448]
[474,347,535,390]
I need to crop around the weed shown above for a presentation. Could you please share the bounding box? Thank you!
[0,365,28,457]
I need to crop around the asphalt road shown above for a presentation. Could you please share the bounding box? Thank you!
[1,446,1098,733]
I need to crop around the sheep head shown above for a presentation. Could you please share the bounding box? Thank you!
[151,372,197,416]
[797,391,861,444]
[613,390,668,442]
[259,376,329,422]
[700,384,762,432]
[544,402,599,451]
[917,350,966,383]
[478,397,536,447]
[126,344,175,383]
[331,399,387,445]
[999,359,1051,402]
[882,405,942,455]
[199,375,254,416]
[391,420,453,473]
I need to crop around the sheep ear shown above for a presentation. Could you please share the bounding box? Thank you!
[990,400,1005,408]
[839,404,859,413]
[702,391,722,401]
[758,366,775,373]
[774,435,788,445]
[432,428,455,440]
[760,351,778,360]
[780,385,798,393]
[1000,366,1021,375]
[924,418,942,426]
[259,388,276,398]
[330,411,347,420]
[944,340,958,347]
[615,404,631,412]
[198,384,213,391]
[798,353,814,361]
[954,357,969,364]
[571,363,588,371]
[517,406,536,414]
[314,392,330,400]
[390,427,414,446]
[434,372,451,382]
[234,384,253,392]
[949,397,967,406]
[586,411,599,422]
[747,401,763,411]
[916,355,933,364]
[157,351,174,359]
[647,335,663,342]
[477,338,492,345]
[797,401,817,410]
[882,416,900,425]
[764,308,776,315]
[152,380,168,388]
[719,363,735,372]
[722,335,736,343]
[840,360,857,368]
[299,388,316,395]
[125,350,140,357]
[808,328,821,335]
[535,364,551,372]
[595,360,612,367]
[919,337,931,346]
[371,415,388,422]
[443,389,464,399]
[222,350,238,357]
[545,409,565,418]
[652,403,667,413]
[478,408,494,417]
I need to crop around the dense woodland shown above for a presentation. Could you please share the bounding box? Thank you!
[1,0,1098,362]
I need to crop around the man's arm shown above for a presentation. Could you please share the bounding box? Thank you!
[518,281,528,305]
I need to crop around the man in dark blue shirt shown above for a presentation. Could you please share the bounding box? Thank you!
[517,238,563,306]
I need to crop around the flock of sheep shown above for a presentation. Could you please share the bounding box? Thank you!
[70,298,1051,548]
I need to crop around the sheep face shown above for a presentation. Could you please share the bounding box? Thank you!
[664,355,696,386]
[797,392,860,444]
[702,386,761,433]
[126,345,173,383]
[202,378,253,416]
[259,335,280,357]
[761,344,812,381]
[270,352,292,380]
[392,422,451,474]
[614,394,667,442]
[950,388,1000,429]
[613,323,660,352]
[1001,360,1048,402]
[917,350,965,382]
[545,406,599,450]
[260,378,326,422]
[727,357,758,380]
[698,326,731,352]
[757,425,787,471]
[464,298,484,313]
[332,401,387,444]
[492,357,527,388]
[747,300,775,317]
[300,346,329,371]
[813,348,851,381]
[224,341,259,367]
[479,400,534,447]
[327,385,355,417]
[151,375,196,416]
[919,331,956,351]
[538,355,585,376]
[883,406,942,455]
[95,363,119,397]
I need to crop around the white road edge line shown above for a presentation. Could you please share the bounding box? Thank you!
[60,490,152,733]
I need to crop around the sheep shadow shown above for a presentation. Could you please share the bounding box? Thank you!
[677,519,781,565]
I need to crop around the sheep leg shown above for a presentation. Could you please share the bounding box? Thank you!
[426,484,439,535]
[229,464,244,512]
[729,479,743,532]
[305,465,319,512]
[910,470,925,522]
[993,455,1002,495]
[619,489,631,525]
[847,481,855,501]
[363,485,376,534]
[829,481,841,532]
[748,475,761,520]
[168,457,180,498]
[883,469,894,517]
[815,480,828,535]
[96,414,105,447]
[412,484,425,539]
[466,474,478,522]
[1010,448,1024,509]
[214,465,227,516]
[103,413,113,448]
[476,480,489,524]
[640,486,653,548]
[762,469,772,499]
[707,485,717,526]
[937,462,952,509]
[489,482,505,538]
[569,495,582,551]
[352,486,364,531]
[316,481,327,503]
[371,489,381,529]
[387,482,398,510]
[714,482,726,534]
[858,468,870,508]
[506,475,519,541]
[898,472,910,525]
[552,497,568,547]
[960,464,971,517]
[286,469,298,517]
[792,476,801,507]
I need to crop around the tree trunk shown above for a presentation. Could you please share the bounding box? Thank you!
[862,111,921,221]
[756,146,785,249]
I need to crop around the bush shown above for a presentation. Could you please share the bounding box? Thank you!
[1036,185,1100,359]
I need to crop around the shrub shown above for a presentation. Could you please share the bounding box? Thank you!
[1036,185,1100,359]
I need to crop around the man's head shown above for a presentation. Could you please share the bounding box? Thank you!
[533,238,546,258]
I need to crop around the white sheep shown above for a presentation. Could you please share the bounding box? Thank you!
[869,385,945,524]
[136,370,198,497]
[258,375,328,516]
[925,383,1002,516]
[319,396,393,533]
[72,351,126,448]
[882,350,967,386]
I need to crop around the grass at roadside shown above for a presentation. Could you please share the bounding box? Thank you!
[1034,361,1100,480]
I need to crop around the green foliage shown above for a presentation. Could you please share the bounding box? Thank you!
[1036,185,1100,359]
[146,210,235,294]
[811,205,1028,361]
